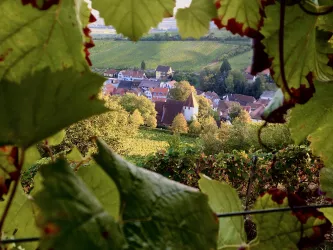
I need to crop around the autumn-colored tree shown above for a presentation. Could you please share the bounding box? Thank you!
[189,120,202,135]
[145,115,157,128]
[229,102,242,121]
[171,113,189,134]
[130,109,144,127]
[169,81,196,101]
[201,116,218,133]
[235,110,252,124]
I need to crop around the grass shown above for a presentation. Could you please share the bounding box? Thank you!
[123,128,198,165]
[90,40,252,71]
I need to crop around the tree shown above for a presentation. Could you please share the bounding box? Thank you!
[225,74,234,93]
[228,103,242,121]
[189,120,202,135]
[201,116,218,134]
[235,110,252,124]
[65,97,137,154]
[196,95,214,121]
[199,69,217,91]
[169,81,196,101]
[220,58,231,76]
[145,115,157,128]
[130,109,144,127]
[171,113,189,134]
[141,60,146,70]
[252,77,264,99]
[119,93,157,123]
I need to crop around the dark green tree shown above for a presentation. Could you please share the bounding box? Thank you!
[141,60,146,70]
[220,58,231,77]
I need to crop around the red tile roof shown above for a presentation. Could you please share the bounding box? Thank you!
[250,105,265,120]
[256,98,270,106]
[227,94,256,106]
[152,97,167,102]
[120,70,146,78]
[104,69,118,75]
[184,92,198,108]
[150,87,169,94]
[245,66,270,76]
[103,84,115,95]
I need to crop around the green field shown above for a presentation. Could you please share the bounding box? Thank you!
[90,40,252,71]
[123,128,197,165]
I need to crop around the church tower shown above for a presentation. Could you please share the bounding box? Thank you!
[182,92,199,121]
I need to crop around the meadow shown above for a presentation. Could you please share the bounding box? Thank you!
[90,40,252,72]
[123,128,198,165]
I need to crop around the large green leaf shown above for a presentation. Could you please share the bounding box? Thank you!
[77,163,120,220]
[34,158,126,250]
[0,187,39,250]
[176,0,217,39]
[0,0,89,82]
[0,68,107,148]
[215,0,263,36]
[261,2,333,100]
[94,139,218,250]
[92,0,175,41]
[320,167,333,198]
[198,175,246,250]
[251,190,330,249]
[289,82,333,167]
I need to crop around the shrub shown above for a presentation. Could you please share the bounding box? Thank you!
[171,113,189,134]
[145,115,157,128]
[189,120,202,134]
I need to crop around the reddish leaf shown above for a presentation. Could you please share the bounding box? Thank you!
[21,0,59,10]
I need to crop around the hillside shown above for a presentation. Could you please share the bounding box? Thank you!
[90,40,252,72]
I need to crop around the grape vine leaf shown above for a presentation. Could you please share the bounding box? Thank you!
[34,158,127,250]
[23,145,41,171]
[46,130,66,146]
[0,0,90,82]
[320,167,333,198]
[251,189,330,249]
[198,175,246,249]
[0,187,39,250]
[213,0,263,37]
[92,0,175,41]
[176,0,217,39]
[289,82,333,167]
[261,2,333,102]
[77,163,120,220]
[93,138,218,249]
[0,68,107,148]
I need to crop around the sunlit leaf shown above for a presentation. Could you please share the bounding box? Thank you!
[92,0,175,41]
[0,68,107,148]
[251,189,330,249]
[176,0,217,39]
[34,158,126,249]
[46,130,66,146]
[23,145,41,171]
[0,187,39,250]
[214,0,263,37]
[261,2,333,102]
[94,138,218,249]
[0,0,90,82]
[77,163,120,220]
[289,82,333,167]
[198,175,246,249]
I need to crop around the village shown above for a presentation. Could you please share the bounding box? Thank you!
[102,65,275,127]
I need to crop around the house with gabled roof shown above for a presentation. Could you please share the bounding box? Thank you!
[155,92,199,126]
[155,65,173,80]
[225,94,256,106]
[118,70,147,81]
[104,69,118,78]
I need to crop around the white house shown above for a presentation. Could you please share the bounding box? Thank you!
[155,65,173,80]
[118,70,146,81]
[183,92,199,121]
[259,91,275,101]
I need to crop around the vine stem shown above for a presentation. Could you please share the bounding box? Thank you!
[217,203,333,218]
[279,0,294,99]
[0,237,40,244]
[0,148,25,233]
